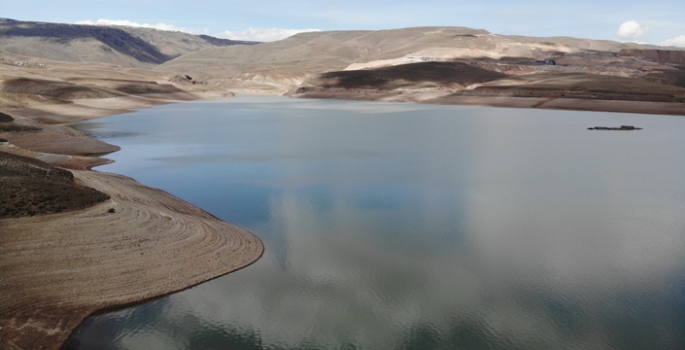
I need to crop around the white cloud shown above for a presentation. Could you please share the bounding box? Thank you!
[75,19,208,34]
[616,20,649,39]
[661,35,685,47]
[216,27,321,42]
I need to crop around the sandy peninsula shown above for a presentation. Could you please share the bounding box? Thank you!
[0,70,262,349]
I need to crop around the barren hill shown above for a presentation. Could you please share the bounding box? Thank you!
[157,26,681,93]
[2,20,685,115]
[0,18,258,67]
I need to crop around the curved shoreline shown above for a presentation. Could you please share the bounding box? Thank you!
[0,93,264,349]
[2,85,682,349]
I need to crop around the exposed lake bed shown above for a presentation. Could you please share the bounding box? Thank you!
[65,95,685,349]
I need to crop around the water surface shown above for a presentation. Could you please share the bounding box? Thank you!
[67,96,685,349]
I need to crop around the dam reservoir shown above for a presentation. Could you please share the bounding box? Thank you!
[67,95,685,349]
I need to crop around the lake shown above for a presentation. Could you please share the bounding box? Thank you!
[66,95,685,349]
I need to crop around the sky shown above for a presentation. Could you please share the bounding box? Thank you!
[2,0,685,46]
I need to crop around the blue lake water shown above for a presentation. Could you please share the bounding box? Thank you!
[66,95,685,349]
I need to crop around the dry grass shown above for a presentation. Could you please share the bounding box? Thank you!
[310,61,507,89]
[0,151,110,218]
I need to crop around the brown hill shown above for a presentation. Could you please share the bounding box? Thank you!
[0,18,258,67]
[158,26,680,93]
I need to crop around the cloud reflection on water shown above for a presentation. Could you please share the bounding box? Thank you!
[68,96,685,349]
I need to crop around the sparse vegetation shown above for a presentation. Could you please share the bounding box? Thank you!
[317,62,507,89]
[114,82,184,94]
[0,151,110,218]
[0,112,41,132]
[1,77,119,99]
[0,111,14,122]
[0,123,41,132]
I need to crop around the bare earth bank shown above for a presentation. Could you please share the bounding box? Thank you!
[0,92,263,350]
[286,63,685,116]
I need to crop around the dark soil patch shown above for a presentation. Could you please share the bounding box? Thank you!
[0,110,40,131]
[639,69,685,88]
[0,123,41,132]
[114,82,184,95]
[619,49,685,65]
[1,78,118,99]
[316,62,508,89]
[0,111,14,123]
[0,151,109,218]
[454,73,685,103]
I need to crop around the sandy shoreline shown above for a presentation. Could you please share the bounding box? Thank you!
[288,88,685,116]
[0,92,263,349]
[426,95,685,116]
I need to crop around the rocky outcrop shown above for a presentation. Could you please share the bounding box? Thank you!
[169,74,209,85]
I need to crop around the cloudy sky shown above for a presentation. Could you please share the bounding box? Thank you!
[2,0,684,45]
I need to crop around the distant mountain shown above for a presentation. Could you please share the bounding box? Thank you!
[3,19,684,99]
[0,18,258,66]
[157,26,684,93]
[198,35,255,47]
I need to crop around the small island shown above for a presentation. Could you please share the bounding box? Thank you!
[588,125,643,130]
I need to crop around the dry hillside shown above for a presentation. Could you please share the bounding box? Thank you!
[0,18,257,67]
[157,26,681,93]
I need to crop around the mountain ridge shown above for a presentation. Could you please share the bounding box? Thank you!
[2,20,684,114]
[0,18,259,67]
[156,26,685,92]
